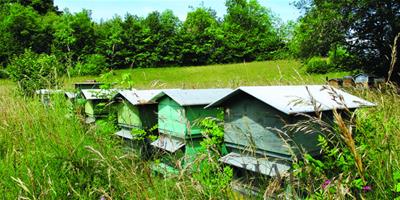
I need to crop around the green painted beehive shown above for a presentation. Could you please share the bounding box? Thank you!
[150,88,232,173]
[81,89,118,123]
[207,85,375,177]
[113,89,161,139]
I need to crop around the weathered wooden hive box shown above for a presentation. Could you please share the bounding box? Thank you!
[113,89,162,139]
[81,89,118,123]
[207,85,375,177]
[150,88,232,173]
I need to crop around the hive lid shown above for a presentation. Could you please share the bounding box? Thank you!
[220,152,291,177]
[81,89,119,100]
[115,129,133,140]
[150,88,233,106]
[206,85,375,114]
[151,134,185,153]
[116,89,164,105]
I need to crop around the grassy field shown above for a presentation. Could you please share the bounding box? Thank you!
[62,60,348,89]
[0,60,399,199]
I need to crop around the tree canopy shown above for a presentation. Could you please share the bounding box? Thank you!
[0,0,399,82]
[292,0,400,80]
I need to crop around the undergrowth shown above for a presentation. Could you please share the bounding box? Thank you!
[1,76,400,199]
[0,86,233,199]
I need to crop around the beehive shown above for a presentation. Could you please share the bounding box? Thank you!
[113,89,161,139]
[150,88,232,173]
[207,85,375,177]
[81,89,118,123]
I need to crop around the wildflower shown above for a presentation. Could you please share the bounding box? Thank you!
[322,179,331,189]
[362,185,372,192]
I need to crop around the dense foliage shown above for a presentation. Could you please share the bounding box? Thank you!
[291,0,400,80]
[0,0,398,81]
[7,50,62,96]
[0,0,286,76]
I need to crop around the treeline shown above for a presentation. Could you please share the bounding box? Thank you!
[290,0,400,81]
[0,0,399,82]
[0,0,289,77]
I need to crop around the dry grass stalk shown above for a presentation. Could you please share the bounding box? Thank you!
[332,109,365,183]
[387,32,400,83]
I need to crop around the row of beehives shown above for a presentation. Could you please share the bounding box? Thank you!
[327,73,385,88]
[38,81,375,178]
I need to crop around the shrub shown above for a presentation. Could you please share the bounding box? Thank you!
[7,49,62,96]
[305,56,333,74]
[70,54,108,76]
[0,67,8,79]
[327,46,353,71]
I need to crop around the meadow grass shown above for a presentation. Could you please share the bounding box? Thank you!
[0,60,399,199]
[62,60,348,89]
[0,84,236,199]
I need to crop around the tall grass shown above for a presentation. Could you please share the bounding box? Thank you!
[1,60,399,199]
[285,85,400,199]
[0,86,234,199]
[62,60,348,89]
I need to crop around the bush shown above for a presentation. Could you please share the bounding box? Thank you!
[0,67,8,79]
[305,56,333,74]
[70,54,108,76]
[327,46,353,71]
[7,50,62,96]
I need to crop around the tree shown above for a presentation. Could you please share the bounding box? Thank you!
[52,9,97,69]
[293,0,400,81]
[7,49,62,96]
[181,7,223,65]
[95,16,124,68]
[0,0,59,15]
[0,3,52,66]
[290,1,348,58]
[223,0,282,62]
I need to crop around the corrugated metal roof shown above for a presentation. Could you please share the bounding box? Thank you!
[220,152,290,177]
[116,89,165,105]
[81,89,119,100]
[206,85,375,114]
[151,88,233,106]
